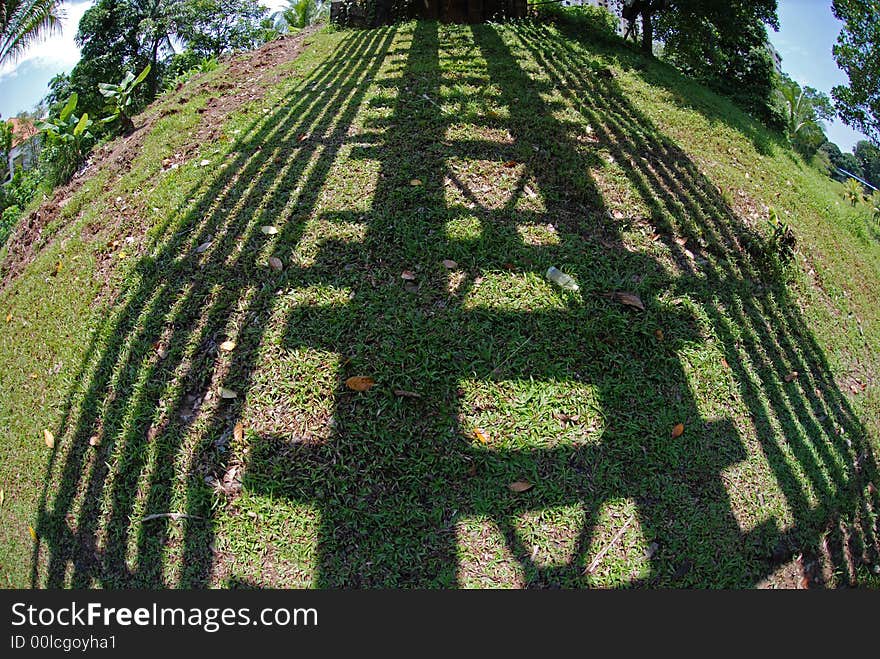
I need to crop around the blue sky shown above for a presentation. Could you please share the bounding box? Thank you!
[0,0,871,151]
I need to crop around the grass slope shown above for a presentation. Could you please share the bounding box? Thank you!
[1,18,878,588]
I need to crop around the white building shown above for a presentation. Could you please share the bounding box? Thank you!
[3,117,41,185]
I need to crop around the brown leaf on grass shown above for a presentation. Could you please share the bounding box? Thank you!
[89,435,100,447]
[524,185,537,199]
[268,257,283,271]
[473,427,490,444]
[784,371,799,382]
[29,525,37,541]
[393,389,422,399]
[5,313,11,323]
[233,421,244,443]
[43,429,55,448]
[261,225,278,235]
[503,160,518,168]
[442,259,457,269]
[721,358,730,369]
[219,388,238,399]
[346,376,375,392]
[671,423,685,439]
[220,340,236,352]
[401,270,417,280]
[298,133,308,142]
[509,480,534,493]
[655,329,664,341]
[409,179,422,186]
[675,237,688,246]
[611,291,645,311]
[553,412,580,424]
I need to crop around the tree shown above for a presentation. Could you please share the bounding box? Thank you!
[0,0,63,65]
[843,177,864,205]
[776,76,834,156]
[175,0,267,58]
[70,0,176,115]
[831,0,879,144]
[624,1,780,123]
[272,0,328,31]
[853,139,880,188]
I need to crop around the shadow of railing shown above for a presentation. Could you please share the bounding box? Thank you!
[33,19,879,588]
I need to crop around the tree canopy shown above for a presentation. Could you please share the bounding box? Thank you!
[831,0,880,144]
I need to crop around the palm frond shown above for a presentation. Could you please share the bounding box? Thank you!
[0,0,65,66]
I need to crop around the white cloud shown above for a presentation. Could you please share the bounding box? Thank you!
[0,1,94,80]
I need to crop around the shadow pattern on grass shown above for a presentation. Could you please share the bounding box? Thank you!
[33,20,879,588]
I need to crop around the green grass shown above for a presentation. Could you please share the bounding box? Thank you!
[1,18,879,589]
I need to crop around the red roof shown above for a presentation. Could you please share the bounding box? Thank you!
[7,117,39,148]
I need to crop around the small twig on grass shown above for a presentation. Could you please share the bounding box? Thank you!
[584,514,634,574]
[421,93,452,116]
[141,512,203,522]
[488,337,532,378]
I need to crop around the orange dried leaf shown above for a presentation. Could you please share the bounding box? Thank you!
[409,179,422,186]
[220,340,236,352]
[721,358,730,369]
[28,525,37,541]
[671,423,685,439]
[89,435,100,447]
[268,257,283,271]
[43,429,55,448]
[5,313,11,323]
[401,270,417,280]
[346,376,375,392]
[503,160,518,168]
[233,422,244,442]
[509,480,534,493]
[784,371,799,383]
[473,427,490,444]
[655,329,664,341]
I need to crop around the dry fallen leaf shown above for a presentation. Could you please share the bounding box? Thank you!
[721,358,730,369]
[503,160,518,168]
[612,291,645,311]
[473,427,490,444]
[233,421,244,443]
[553,412,580,424]
[524,185,537,199]
[401,270,417,280]
[0,489,4,508]
[346,376,375,392]
[196,240,212,253]
[784,371,799,382]
[509,480,534,493]
[675,237,688,246]
[199,159,211,167]
[28,525,37,541]
[43,429,55,448]
[261,225,278,235]
[442,259,458,269]
[298,133,308,142]
[220,340,236,352]
[671,423,685,439]
[409,179,422,186]
[156,346,168,360]
[655,329,664,341]
[268,256,283,271]
[89,435,100,447]
[219,388,238,399]
[5,313,11,323]
[393,389,422,399]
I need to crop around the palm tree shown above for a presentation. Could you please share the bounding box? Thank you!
[0,0,64,66]
[272,0,328,32]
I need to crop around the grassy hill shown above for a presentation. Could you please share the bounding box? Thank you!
[1,17,878,588]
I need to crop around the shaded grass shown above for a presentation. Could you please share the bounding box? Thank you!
[1,18,878,588]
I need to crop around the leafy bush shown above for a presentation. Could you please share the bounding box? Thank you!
[99,65,151,135]
[37,93,95,185]
[843,177,864,206]
[540,4,620,41]
[0,205,21,247]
